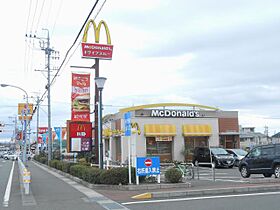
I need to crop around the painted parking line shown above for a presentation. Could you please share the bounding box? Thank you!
[2,162,15,208]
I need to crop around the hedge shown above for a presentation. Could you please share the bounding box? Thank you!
[165,168,182,183]
[35,156,146,185]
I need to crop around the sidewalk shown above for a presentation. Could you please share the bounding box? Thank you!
[32,160,280,203]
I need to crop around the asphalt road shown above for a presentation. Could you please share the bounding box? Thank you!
[0,159,13,203]
[123,191,280,210]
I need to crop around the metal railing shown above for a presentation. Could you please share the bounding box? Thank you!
[196,162,216,181]
[18,158,31,194]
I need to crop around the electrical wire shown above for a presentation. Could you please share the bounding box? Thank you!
[50,0,63,38]
[30,0,39,34]
[34,0,46,35]
[36,0,101,106]
[50,0,107,86]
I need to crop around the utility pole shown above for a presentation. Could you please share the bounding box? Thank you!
[264,125,269,144]
[27,29,59,163]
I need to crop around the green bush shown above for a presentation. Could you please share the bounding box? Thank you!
[39,157,47,164]
[49,159,60,168]
[83,167,103,184]
[61,162,76,173]
[69,165,88,179]
[56,161,63,171]
[165,168,182,183]
[100,167,128,185]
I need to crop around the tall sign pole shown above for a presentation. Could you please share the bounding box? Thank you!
[81,20,113,164]
[94,58,99,164]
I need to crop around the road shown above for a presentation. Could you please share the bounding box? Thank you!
[0,159,128,210]
[123,191,280,210]
[0,159,13,205]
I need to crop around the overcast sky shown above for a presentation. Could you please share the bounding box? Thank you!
[1,0,280,141]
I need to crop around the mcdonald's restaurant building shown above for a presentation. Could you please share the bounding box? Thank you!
[102,104,240,164]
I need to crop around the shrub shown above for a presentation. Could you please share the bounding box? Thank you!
[100,167,128,185]
[165,168,182,183]
[56,161,63,171]
[61,162,76,173]
[69,165,88,179]
[49,159,60,168]
[83,167,103,184]
[39,157,47,165]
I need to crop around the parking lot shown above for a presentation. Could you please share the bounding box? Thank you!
[193,166,269,183]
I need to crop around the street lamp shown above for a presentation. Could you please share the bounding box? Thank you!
[94,77,106,169]
[0,84,29,165]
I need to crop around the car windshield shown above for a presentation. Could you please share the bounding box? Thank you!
[233,149,247,156]
[211,148,228,155]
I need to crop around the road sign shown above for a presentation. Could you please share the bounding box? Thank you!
[124,112,131,136]
[144,158,152,167]
[136,157,160,176]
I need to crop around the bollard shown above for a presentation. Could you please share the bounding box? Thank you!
[18,159,31,195]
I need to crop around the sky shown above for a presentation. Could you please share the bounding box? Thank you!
[1,0,280,141]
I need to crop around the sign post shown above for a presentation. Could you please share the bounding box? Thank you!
[124,112,132,184]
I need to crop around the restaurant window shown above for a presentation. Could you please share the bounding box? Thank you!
[146,137,172,162]
[184,136,208,162]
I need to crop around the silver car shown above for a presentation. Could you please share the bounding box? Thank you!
[226,148,248,166]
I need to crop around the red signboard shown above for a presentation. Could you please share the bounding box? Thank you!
[39,127,48,134]
[71,73,90,122]
[68,121,92,152]
[81,43,113,60]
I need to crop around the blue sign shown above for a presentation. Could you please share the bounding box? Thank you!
[54,127,61,142]
[124,112,131,136]
[136,157,160,176]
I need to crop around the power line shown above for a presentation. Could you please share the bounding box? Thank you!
[34,0,46,34]
[37,0,101,106]
[30,0,39,34]
[50,0,63,38]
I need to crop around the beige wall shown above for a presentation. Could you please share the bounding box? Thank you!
[118,116,219,162]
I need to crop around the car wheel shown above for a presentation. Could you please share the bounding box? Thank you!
[263,173,272,178]
[240,166,250,178]
[274,165,280,178]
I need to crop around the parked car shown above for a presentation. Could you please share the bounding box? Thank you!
[226,148,248,166]
[239,143,280,178]
[3,152,18,161]
[192,147,235,168]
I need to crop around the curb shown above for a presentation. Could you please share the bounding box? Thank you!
[32,160,191,191]
[150,184,280,199]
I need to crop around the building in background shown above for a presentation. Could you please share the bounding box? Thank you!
[239,126,269,150]
[271,132,280,144]
[102,103,240,164]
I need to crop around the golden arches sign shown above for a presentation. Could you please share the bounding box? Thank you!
[82,20,111,44]
[103,123,141,137]
[81,19,113,59]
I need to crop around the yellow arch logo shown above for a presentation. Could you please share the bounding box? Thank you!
[82,20,111,44]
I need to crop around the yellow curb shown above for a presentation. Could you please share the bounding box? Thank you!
[131,193,152,199]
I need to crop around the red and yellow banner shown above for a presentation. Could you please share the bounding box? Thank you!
[67,121,92,152]
[71,73,90,122]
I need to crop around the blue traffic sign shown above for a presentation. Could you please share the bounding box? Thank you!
[136,157,160,176]
[124,112,131,136]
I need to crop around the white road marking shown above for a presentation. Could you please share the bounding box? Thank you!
[199,178,247,183]
[122,191,280,205]
[2,162,15,207]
